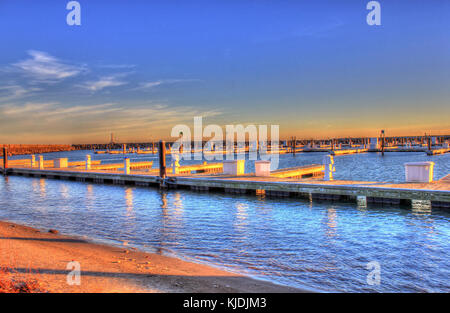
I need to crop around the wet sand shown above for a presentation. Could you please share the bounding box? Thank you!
[0,220,305,293]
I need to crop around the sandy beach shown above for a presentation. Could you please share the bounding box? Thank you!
[0,220,304,293]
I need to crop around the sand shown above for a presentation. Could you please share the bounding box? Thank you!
[0,220,305,293]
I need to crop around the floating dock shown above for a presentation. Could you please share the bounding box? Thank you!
[1,164,449,210]
[427,148,450,156]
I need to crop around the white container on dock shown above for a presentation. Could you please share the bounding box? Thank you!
[404,162,434,183]
[54,158,68,168]
[255,160,271,177]
[223,160,245,175]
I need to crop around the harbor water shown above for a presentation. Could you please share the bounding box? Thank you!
[1,151,449,292]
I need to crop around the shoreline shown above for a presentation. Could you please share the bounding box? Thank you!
[0,220,307,293]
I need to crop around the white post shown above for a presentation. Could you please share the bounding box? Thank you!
[323,154,335,181]
[124,157,130,175]
[172,154,180,174]
[31,155,36,168]
[38,155,44,170]
[86,155,91,170]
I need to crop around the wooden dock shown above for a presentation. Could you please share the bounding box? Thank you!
[92,161,153,171]
[270,164,325,179]
[331,149,368,156]
[1,165,449,209]
[427,148,450,155]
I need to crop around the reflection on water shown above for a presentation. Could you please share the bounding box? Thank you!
[0,176,449,292]
[125,188,134,217]
[85,184,94,205]
[60,184,69,199]
[325,208,338,239]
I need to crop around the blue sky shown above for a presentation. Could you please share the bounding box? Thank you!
[0,0,449,143]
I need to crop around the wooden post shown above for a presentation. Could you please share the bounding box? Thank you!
[152,142,155,154]
[159,140,166,178]
[2,147,8,173]
[293,137,296,156]
[427,137,431,151]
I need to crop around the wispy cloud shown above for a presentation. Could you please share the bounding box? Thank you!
[134,79,201,91]
[79,75,127,92]
[12,50,85,83]
[0,85,40,102]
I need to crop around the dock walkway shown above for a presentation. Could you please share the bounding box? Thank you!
[2,165,449,209]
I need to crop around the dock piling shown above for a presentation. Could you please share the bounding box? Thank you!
[323,154,334,181]
[38,156,44,170]
[86,155,91,170]
[159,140,166,179]
[2,147,7,175]
[124,157,130,175]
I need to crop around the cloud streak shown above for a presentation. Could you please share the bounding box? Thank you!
[134,79,202,91]
[79,75,127,92]
[13,50,85,83]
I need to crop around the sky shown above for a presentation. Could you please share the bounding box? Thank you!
[0,0,449,144]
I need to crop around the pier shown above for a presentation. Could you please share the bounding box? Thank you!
[0,144,73,156]
[1,156,449,209]
[73,133,450,157]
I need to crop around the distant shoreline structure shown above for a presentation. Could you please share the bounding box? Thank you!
[1,134,450,156]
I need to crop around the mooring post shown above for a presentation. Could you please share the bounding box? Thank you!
[159,140,166,179]
[39,155,44,170]
[86,155,91,170]
[427,137,431,151]
[31,155,36,168]
[2,147,8,174]
[293,137,296,155]
[124,157,130,175]
[323,154,335,181]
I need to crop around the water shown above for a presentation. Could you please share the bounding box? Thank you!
[2,151,450,292]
